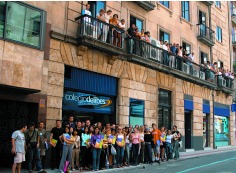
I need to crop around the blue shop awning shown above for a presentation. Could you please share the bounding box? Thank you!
[214,106,230,117]
[184,100,194,111]
[203,104,210,114]
[231,104,236,112]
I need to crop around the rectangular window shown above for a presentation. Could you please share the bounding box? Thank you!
[215,1,221,9]
[159,30,170,43]
[182,1,190,22]
[159,1,169,8]
[199,10,206,25]
[216,26,222,42]
[218,60,223,68]
[0,2,6,38]
[182,41,191,55]
[130,15,143,30]
[129,98,144,127]
[88,1,105,18]
[1,2,46,49]
[200,52,208,65]
[158,89,171,130]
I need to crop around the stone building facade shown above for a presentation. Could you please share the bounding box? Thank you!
[0,1,235,167]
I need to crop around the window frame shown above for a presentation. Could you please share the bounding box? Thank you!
[129,98,145,126]
[182,41,191,55]
[216,26,222,43]
[200,51,208,65]
[1,1,46,50]
[158,89,172,130]
[181,1,190,22]
[88,1,106,18]
[130,15,143,30]
[159,1,169,8]
[159,29,170,43]
[215,1,221,9]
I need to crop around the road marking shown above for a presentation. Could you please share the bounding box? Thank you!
[176,157,236,173]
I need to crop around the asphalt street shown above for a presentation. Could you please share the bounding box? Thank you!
[101,150,236,173]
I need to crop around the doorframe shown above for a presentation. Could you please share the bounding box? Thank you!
[184,110,193,149]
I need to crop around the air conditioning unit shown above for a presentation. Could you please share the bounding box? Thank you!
[222,79,226,87]
[182,63,190,74]
[199,71,205,80]
[150,38,161,62]
[193,69,199,77]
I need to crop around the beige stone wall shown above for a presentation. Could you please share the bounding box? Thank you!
[0,40,44,91]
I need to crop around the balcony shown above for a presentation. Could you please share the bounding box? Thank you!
[216,75,234,94]
[197,24,215,47]
[126,38,218,89]
[231,4,236,24]
[134,1,156,11]
[75,15,126,56]
[233,33,236,48]
[202,1,214,6]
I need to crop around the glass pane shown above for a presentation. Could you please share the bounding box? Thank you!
[136,19,143,31]
[164,33,170,43]
[214,115,229,146]
[163,108,170,129]
[6,2,41,48]
[0,2,6,37]
[158,89,171,106]
[130,116,143,127]
[158,107,163,128]
[96,1,105,16]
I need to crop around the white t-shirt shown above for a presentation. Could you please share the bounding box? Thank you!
[139,133,144,142]
[12,130,25,153]
[82,9,91,23]
[118,22,125,29]
[166,135,173,143]
[104,13,111,23]
[188,54,194,62]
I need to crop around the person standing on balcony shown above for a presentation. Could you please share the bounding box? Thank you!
[82,4,91,22]
[104,10,112,43]
[117,19,126,48]
[169,43,176,68]
[162,41,169,66]
[109,14,119,46]
[97,9,106,41]
[187,52,194,75]
[126,24,136,54]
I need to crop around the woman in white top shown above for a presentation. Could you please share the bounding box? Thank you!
[71,130,80,171]
[139,126,145,163]
[124,127,131,166]
[97,9,106,41]
[166,130,173,161]
[117,19,126,48]
[102,10,112,42]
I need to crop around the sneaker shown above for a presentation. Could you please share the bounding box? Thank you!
[72,168,75,171]
[155,157,158,161]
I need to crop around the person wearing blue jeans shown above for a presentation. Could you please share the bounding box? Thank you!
[166,130,173,161]
[27,147,43,172]
[59,127,74,173]
[25,123,44,173]
[116,128,125,167]
[91,127,102,171]
[92,148,102,171]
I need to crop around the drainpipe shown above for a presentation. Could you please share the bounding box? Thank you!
[228,1,233,71]
[209,5,213,63]
[209,4,216,149]
[212,90,216,149]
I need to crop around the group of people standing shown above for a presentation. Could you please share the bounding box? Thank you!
[11,116,182,173]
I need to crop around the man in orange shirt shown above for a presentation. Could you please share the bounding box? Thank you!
[152,123,161,164]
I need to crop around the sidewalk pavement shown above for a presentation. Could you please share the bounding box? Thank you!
[3,146,236,173]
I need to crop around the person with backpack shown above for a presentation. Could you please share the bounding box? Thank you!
[172,125,181,159]
[25,122,46,173]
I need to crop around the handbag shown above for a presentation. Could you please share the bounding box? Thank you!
[111,145,117,156]
[63,160,70,173]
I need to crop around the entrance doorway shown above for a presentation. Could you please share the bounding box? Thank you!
[185,111,192,149]
[203,113,209,147]
[0,100,38,167]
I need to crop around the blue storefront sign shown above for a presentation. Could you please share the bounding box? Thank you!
[63,90,115,114]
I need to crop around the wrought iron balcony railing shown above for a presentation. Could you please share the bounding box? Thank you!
[197,24,215,47]
[126,37,233,91]
[76,15,126,55]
